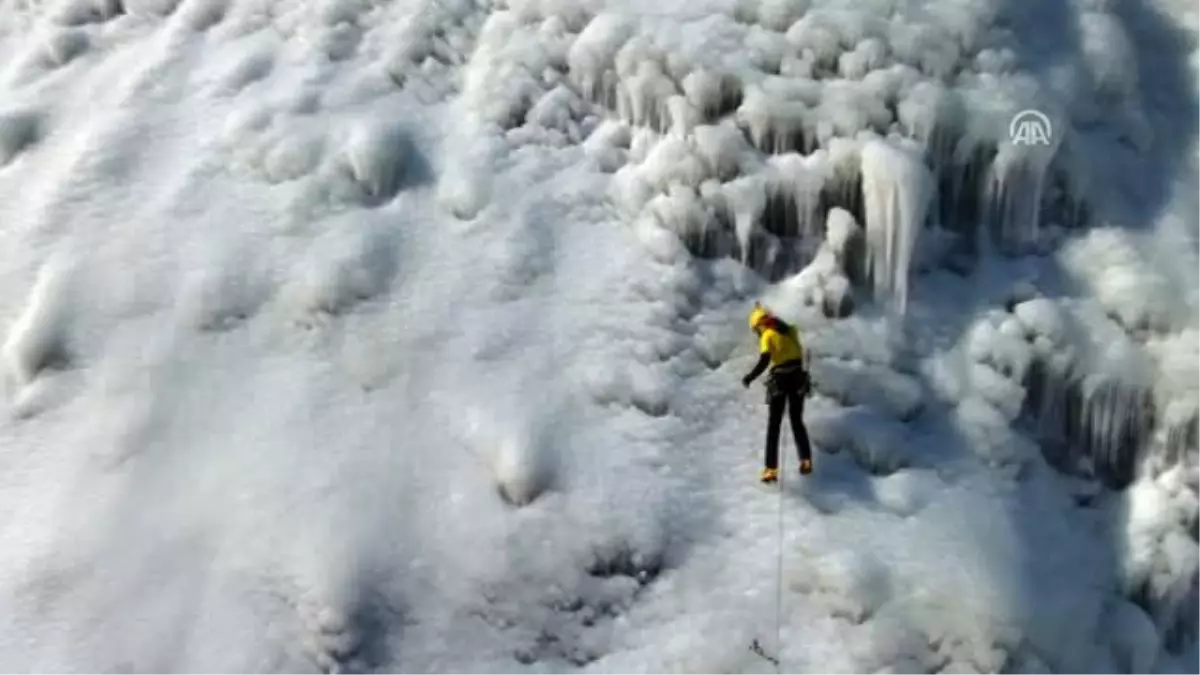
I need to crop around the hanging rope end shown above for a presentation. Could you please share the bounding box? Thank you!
[749,639,780,668]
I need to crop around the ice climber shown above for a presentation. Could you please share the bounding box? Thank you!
[742,302,814,483]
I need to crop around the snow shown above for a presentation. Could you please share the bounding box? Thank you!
[1013,297,1067,345]
[341,119,423,203]
[3,255,75,389]
[1078,9,1139,101]
[0,0,1195,671]
[809,358,925,421]
[1060,227,1178,333]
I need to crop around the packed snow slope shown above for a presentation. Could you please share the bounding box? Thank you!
[0,0,1196,671]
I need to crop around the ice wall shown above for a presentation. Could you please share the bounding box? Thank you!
[439,2,1198,656]
[556,0,1197,503]
[539,2,1140,320]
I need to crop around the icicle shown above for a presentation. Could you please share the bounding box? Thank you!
[646,185,726,259]
[859,139,933,315]
[1022,311,1159,488]
[1024,348,1076,469]
[597,70,621,112]
[613,34,651,80]
[767,152,829,244]
[937,142,995,250]
[693,121,750,181]
[724,175,768,268]
[1163,405,1199,464]
[736,87,808,155]
[682,68,742,122]
[699,178,737,260]
[638,136,709,192]
[816,81,893,142]
[666,95,699,138]
[1077,373,1155,487]
[617,60,678,132]
[567,13,634,107]
[610,38,676,131]
[984,139,1059,254]
[1130,550,1199,654]
[818,136,866,225]
[897,81,964,169]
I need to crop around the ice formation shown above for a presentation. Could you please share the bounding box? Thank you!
[1060,228,1177,333]
[736,85,810,155]
[984,140,1061,254]
[959,296,1160,489]
[1124,476,1200,653]
[0,0,1196,671]
[681,68,743,123]
[978,235,1197,502]
[1146,329,1200,469]
[555,1,1086,315]
[529,0,1151,321]
[1025,355,1156,489]
[1163,410,1199,467]
[859,139,933,316]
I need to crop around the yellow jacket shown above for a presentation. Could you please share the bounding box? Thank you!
[758,323,805,367]
[743,304,807,389]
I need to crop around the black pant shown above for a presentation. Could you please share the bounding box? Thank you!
[764,366,812,470]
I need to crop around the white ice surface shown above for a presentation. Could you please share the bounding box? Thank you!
[0,0,1196,672]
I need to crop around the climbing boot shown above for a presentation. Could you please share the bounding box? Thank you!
[760,467,778,484]
[799,458,813,475]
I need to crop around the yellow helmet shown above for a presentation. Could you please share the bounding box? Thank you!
[748,302,770,332]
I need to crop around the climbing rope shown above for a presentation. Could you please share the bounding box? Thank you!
[773,460,785,673]
[749,457,786,674]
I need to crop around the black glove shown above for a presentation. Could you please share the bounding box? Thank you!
[743,354,769,390]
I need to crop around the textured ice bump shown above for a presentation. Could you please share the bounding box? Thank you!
[0,110,42,166]
[3,258,76,389]
[810,358,924,421]
[342,121,425,204]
